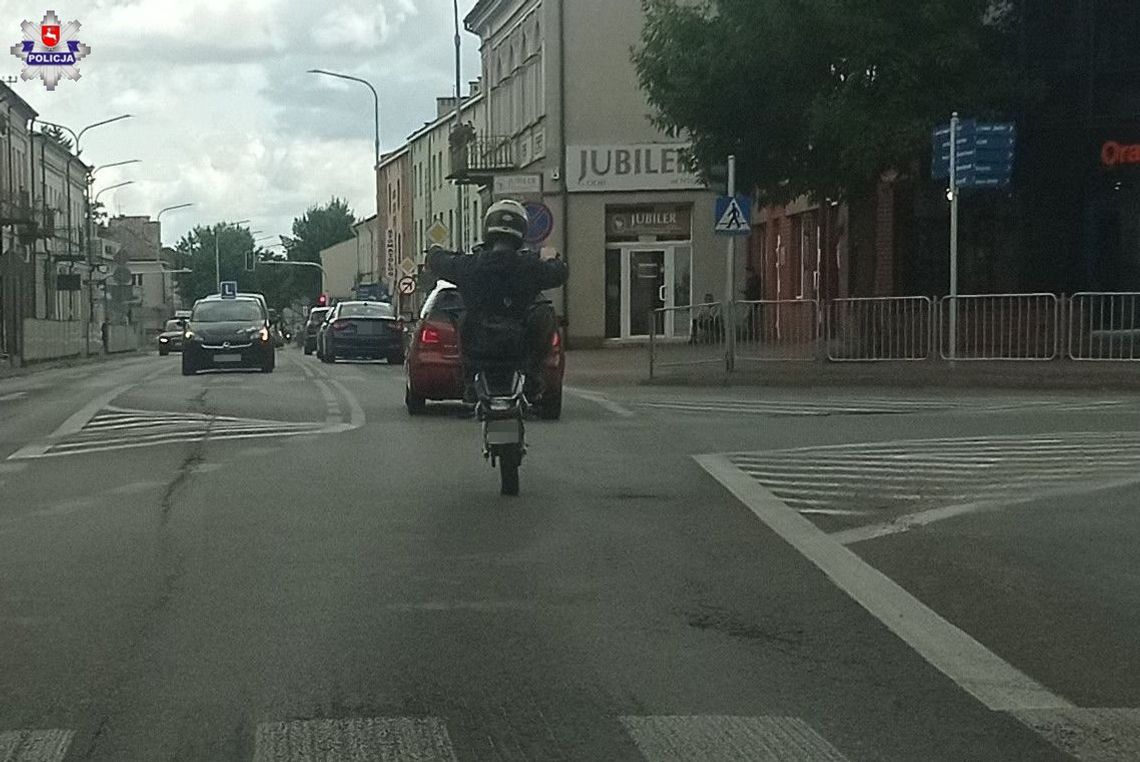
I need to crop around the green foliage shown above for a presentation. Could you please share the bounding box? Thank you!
[41,124,73,151]
[633,0,1021,203]
[279,197,356,303]
[173,223,258,305]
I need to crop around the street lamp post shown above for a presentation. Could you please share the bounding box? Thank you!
[156,203,193,313]
[92,159,141,176]
[308,69,382,283]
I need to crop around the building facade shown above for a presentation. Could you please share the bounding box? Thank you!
[319,216,381,303]
[377,147,413,313]
[462,0,724,346]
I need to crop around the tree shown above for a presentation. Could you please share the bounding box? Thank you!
[173,223,258,305]
[280,197,356,304]
[633,0,1021,204]
[41,124,73,151]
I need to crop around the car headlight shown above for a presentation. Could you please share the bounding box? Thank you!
[183,330,194,340]
[257,327,270,342]
[159,337,169,343]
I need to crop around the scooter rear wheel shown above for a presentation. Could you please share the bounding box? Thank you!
[499,446,520,496]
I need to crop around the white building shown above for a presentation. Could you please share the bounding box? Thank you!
[319,216,381,303]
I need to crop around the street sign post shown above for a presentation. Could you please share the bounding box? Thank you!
[932,114,1017,360]
[385,229,396,281]
[220,281,238,299]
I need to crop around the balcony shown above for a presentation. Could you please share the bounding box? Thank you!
[16,205,55,244]
[448,128,516,183]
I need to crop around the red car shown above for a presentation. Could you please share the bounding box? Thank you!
[405,280,565,419]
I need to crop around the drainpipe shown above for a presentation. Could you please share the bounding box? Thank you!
[557,0,570,341]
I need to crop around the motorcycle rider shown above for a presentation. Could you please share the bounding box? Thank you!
[425,199,568,401]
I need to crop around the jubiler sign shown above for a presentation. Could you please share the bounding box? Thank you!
[567,144,705,192]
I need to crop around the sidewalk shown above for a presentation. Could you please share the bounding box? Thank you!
[565,347,1140,391]
[0,349,144,381]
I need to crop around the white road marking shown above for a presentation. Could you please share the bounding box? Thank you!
[695,453,1071,711]
[637,395,1138,418]
[0,729,74,761]
[564,386,635,417]
[1013,708,1140,762]
[6,384,135,459]
[0,391,27,401]
[621,715,849,762]
[253,717,457,762]
[327,378,367,429]
[831,474,1140,545]
[729,432,1140,519]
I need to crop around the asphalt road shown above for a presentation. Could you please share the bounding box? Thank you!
[2,350,1139,760]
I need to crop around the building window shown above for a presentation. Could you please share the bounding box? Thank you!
[132,273,143,287]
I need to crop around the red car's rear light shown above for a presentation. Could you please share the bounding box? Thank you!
[420,325,442,344]
[551,330,561,348]
[332,320,353,331]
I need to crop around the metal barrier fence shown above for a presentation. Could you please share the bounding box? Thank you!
[734,300,820,361]
[648,302,725,379]
[826,297,933,361]
[938,293,1059,361]
[1068,292,1140,361]
[647,292,1140,376]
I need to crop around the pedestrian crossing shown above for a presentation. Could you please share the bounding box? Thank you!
[728,431,1140,519]
[9,405,330,459]
[637,396,1136,418]
[0,715,851,761]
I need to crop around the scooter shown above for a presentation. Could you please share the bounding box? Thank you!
[474,367,527,496]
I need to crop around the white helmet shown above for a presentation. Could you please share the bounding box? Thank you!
[483,199,529,244]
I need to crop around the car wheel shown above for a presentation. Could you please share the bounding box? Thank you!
[159,347,169,356]
[304,344,313,355]
[405,386,426,415]
[181,356,196,376]
[387,353,404,365]
[321,348,334,363]
[537,394,562,421]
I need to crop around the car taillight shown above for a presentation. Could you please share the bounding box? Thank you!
[551,331,561,348]
[420,325,442,344]
[333,320,353,331]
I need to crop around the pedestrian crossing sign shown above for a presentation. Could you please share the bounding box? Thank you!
[715,195,752,236]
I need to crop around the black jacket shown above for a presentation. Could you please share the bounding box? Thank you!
[426,243,567,322]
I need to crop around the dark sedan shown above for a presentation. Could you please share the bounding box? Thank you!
[302,307,331,355]
[157,319,185,355]
[182,295,275,375]
[317,301,405,364]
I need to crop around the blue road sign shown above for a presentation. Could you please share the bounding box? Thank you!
[933,119,1015,186]
[220,281,238,299]
[714,195,752,235]
[524,201,554,244]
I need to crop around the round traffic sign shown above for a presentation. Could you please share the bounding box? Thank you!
[398,276,417,295]
[524,202,554,245]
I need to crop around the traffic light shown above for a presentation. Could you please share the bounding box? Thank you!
[244,250,256,272]
[317,293,328,307]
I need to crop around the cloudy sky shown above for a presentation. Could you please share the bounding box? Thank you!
[2,0,481,245]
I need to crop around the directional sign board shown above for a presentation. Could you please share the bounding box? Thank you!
[524,201,554,244]
[220,281,238,299]
[400,257,417,275]
[385,229,396,280]
[933,120,1015,187]
[398,276,417,295]
[714,195,752,236]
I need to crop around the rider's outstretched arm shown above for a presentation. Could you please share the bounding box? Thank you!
[534,255,568,290]
[425,246,470,283]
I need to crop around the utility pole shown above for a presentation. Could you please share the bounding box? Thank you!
[453,0,464,250]
[948,112,959,362]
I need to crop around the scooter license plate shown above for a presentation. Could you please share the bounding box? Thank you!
[484,418,521,445]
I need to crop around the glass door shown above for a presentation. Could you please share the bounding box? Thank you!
[626,250,665,337]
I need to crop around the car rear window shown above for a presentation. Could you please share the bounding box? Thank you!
[339,303,394,318]
[164,320,183,331]
[307,309,330,324]
[192,300,264,322]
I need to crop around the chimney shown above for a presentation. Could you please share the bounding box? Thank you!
[468,79,481,97]
[436,96,458,118]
